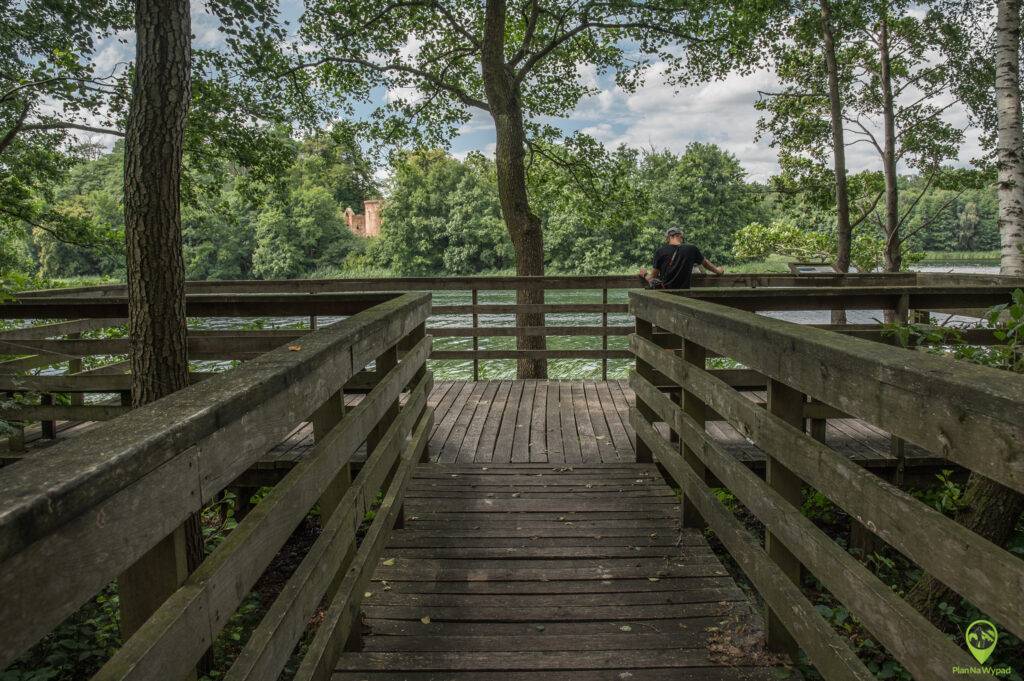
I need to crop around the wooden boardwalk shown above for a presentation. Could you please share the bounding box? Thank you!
[422,380,938,469]
[2,380,939,476]
[335,463,792,680]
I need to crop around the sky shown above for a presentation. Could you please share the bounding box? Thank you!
[78,0,986,184]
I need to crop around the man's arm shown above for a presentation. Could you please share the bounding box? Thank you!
[637,267,661,283]
[701,258,725,275]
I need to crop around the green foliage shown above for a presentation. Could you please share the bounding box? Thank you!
[883,289,1024,372]
[374,149,511,276]
[0,585,121,681]
[733,218,891,272]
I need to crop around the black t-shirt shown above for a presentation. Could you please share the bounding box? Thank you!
[652,244,703,289]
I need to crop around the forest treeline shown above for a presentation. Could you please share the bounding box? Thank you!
[21,131,1001,282]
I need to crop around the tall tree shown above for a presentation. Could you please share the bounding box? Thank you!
[298,0,772,377]
[820,0,853,277]
[756,0,883,279]
[996,0,1024,274]
[905,0,1024,626]
[118,0,195,640]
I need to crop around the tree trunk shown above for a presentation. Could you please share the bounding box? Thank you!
[481,0,546,378]
[996,0,1024,275]
[908,0,1024,625]
[120,0,207,667]
[878,14,901,274]
[821,0,850,324]
[124,0,191,406]
[907,475,1024,623]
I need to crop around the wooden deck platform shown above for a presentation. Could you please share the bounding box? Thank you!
[334,462,794,680]
[2,380,942,478]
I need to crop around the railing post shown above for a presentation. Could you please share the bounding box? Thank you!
[765,378,805,658]
[313,389,348,525]
[39,393,55,439]
[68,333,83,407]
[471,288,479,382]
[118,524,190,641]
[601,287,608,381]
[634,318,655,463]
[680,339,708,530]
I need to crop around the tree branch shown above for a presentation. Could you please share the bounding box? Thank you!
[850,190,884,229]
[19,122,124,137]
[288,56,490,111]
[0,100,30,156]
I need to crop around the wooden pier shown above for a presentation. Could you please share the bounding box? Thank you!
[0,274,1021,681]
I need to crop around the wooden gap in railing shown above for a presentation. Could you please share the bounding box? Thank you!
[472,288,479,381]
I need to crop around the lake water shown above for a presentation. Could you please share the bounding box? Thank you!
[190,263,1002,380]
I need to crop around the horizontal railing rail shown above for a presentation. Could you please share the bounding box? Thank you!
[628,289,1023,680]
[0,291,433,681]
[1,278,1018,446]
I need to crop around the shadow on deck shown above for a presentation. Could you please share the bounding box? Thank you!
[336,462,794,680]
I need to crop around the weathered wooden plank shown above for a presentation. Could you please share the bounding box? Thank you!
[544,381,564,463]
[334,648,730,672]
[632,374,977,679]
[476,381,512,463]
[408,498,677,513]
[384,546,701,559]
[438,381,486,464]
[225,409,432,681]
[630,291,1024,493]
[385,534,697,548]
[0,318,124,340]
[363,588,743,609]
[360,617,725,637]
[433,382,477,464]
[330,668,789,680]
[358,602,732,624]
[457,381,499,464]
[558,383,582,463]
[431,349,632,360]
[493,381,525,464]
[582,381,616,462]
[510,380,534,463]
[632,333,1024,641]
[0,404,129,422]
[0,292,400,319]
[631,410,874,681]
[429,326,633,337]
[571,382,600,462]
[0,294,430,667]
[358,633,700,652]
[432,304,630,315]
[528,380,548,463]
[291,413,426,681]
[92,372,432,681]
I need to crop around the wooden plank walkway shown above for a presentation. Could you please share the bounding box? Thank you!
[423,380,940,468]
[335,463,794,680]
[2,381,941,475]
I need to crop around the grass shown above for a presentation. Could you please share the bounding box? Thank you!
[919,250,1000,263]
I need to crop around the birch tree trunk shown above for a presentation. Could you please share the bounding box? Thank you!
[481,0,547,378]
[907,0,1024,621]
[997,0,1024,274]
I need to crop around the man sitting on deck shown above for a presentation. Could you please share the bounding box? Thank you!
[638,226,725,289]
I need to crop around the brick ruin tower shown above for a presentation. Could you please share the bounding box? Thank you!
[344,199,383,237]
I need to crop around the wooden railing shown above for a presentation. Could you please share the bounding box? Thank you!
[7,272,1022,384]
[1,276,1020,445]
[0,291,433,681]
[629,289,1023,680]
